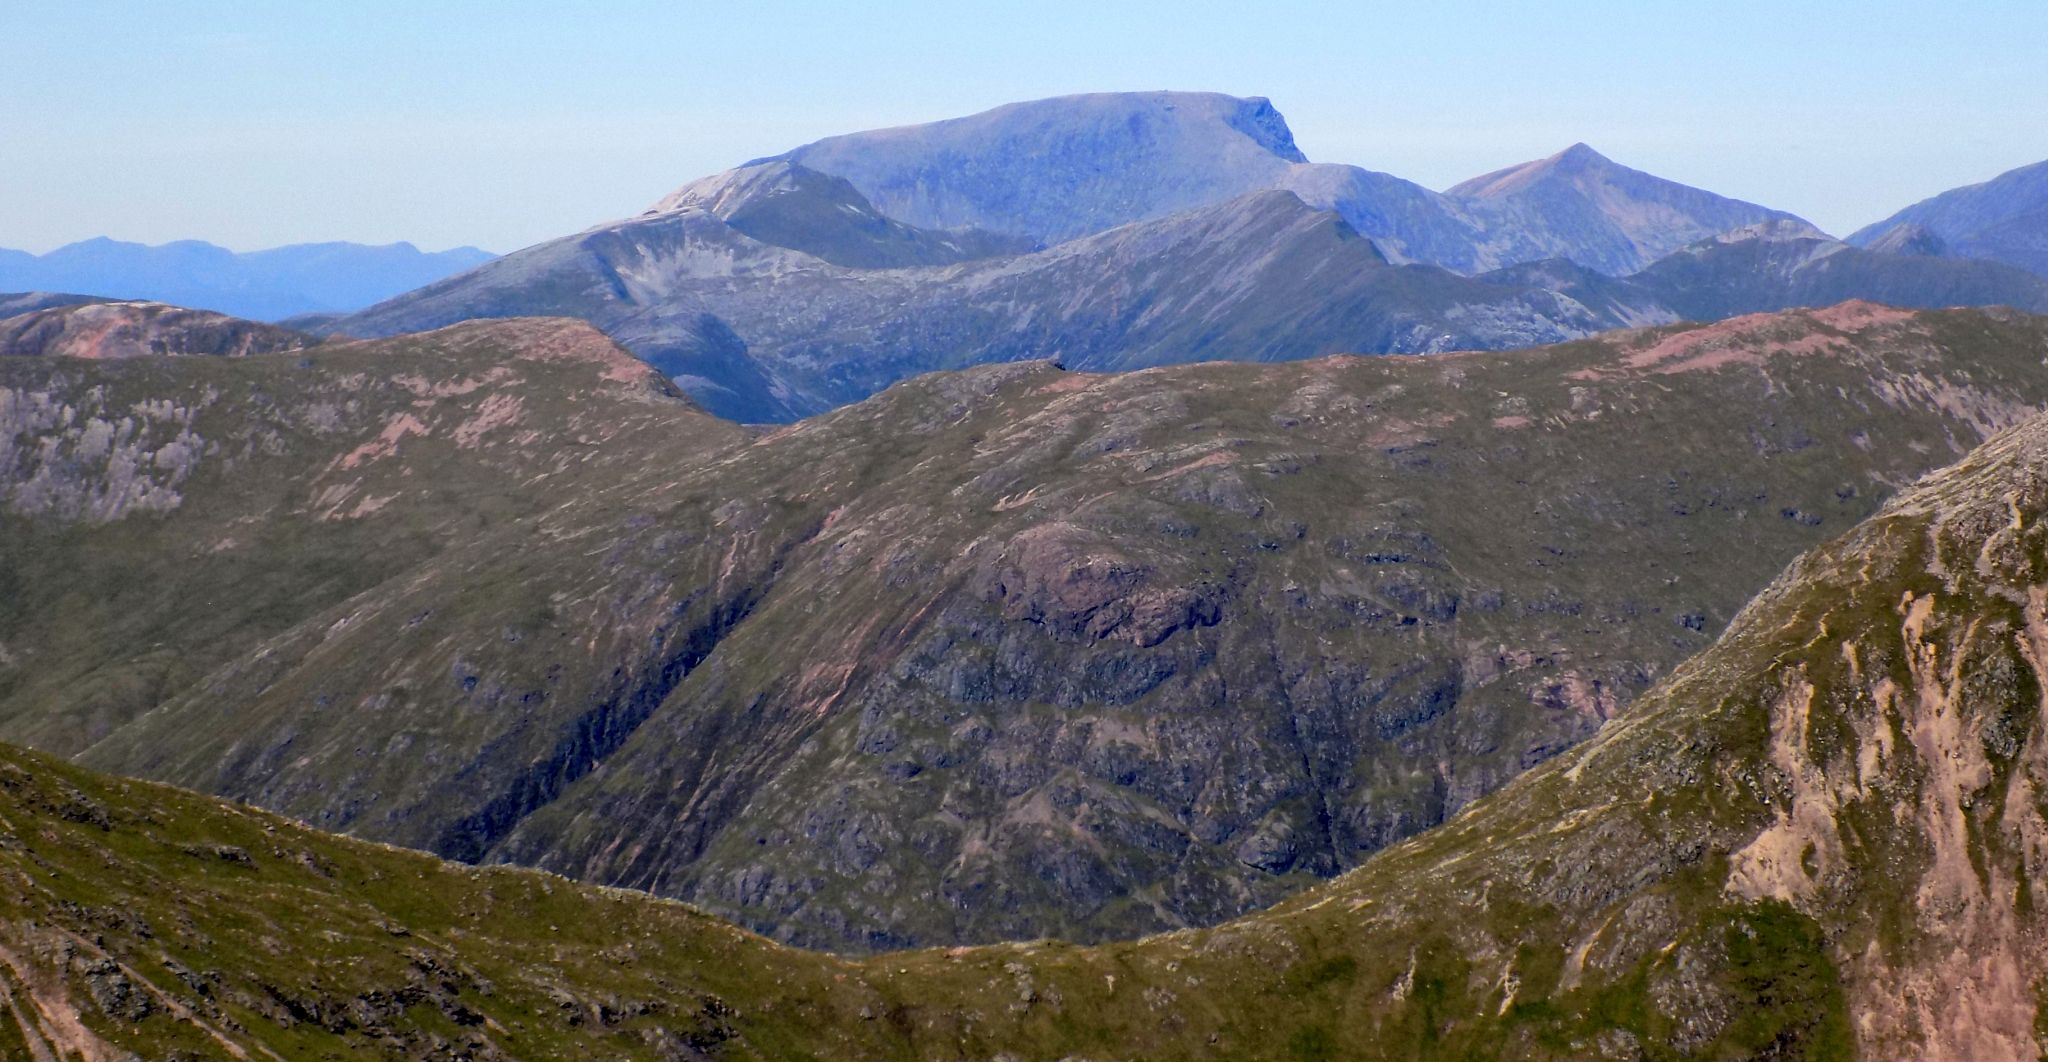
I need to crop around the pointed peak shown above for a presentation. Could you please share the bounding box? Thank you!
[1553,142,1611,167]
[1864,221,1951,258]
[1446,144,1622,199]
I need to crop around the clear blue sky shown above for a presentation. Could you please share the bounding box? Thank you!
[6,1,2044,253]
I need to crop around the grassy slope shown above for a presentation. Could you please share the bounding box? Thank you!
[8,392,2048,1057]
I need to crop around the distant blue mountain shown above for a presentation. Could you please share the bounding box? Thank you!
[0,238,496,321]
[1848,158,2048,280]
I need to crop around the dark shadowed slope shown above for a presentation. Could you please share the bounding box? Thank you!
[13,303,2048,956]
[10,393,2048,1057]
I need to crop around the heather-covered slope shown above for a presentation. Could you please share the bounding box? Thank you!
[21,304,2048,955]
[0,316,749,754]
[0,300,319,359]
[1850,156,2048,279]
[10,396,2048,1058]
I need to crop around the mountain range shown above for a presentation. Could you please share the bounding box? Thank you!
[6,357,2048,1056]
[0,238,496,321]
[322,92,2048,423]
[768,92,1806,274]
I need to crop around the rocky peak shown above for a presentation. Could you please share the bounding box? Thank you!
[646,159,855,219]
[1449,141,1617,199]
[1863,220,1951,257]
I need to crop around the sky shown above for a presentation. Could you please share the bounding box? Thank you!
[5,1,2045,254]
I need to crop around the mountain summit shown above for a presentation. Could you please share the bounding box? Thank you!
[1445,142,1812,273]
[771,91,1312,245]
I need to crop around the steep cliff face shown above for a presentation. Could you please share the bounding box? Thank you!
[7,386,2048,1059]
[17,304,2048,954]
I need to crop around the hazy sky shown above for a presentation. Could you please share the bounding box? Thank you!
[7,1,2044,254]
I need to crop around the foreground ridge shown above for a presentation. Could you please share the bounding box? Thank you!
[7,370,2048,1057]
[11,303,2048,959]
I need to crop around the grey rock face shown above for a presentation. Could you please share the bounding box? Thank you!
[1629,224,2048,320]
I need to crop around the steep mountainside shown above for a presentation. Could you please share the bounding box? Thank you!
[334,185,1677,422]
[0,238,497,320]
[1850,157,2048,279]
[9,398,2048,1058]
[14,304,2048,955]
[0,300,319,359]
